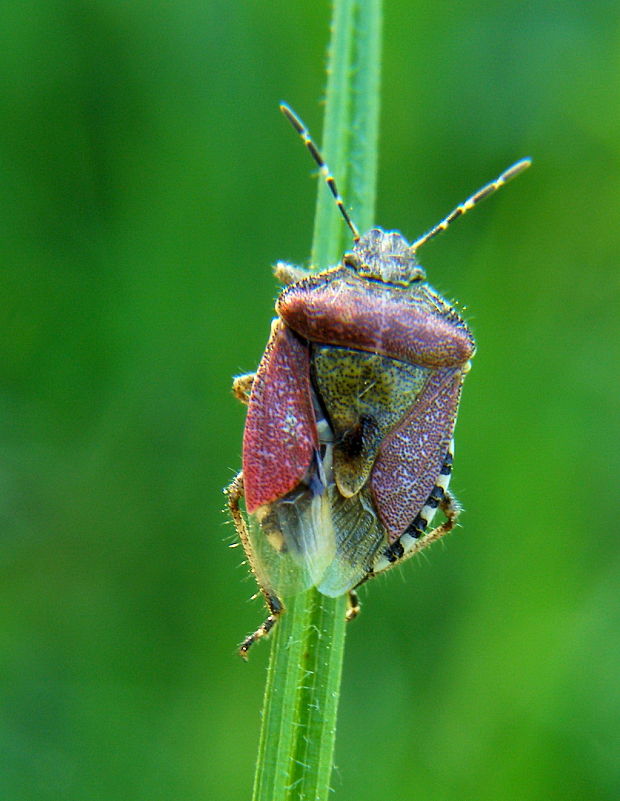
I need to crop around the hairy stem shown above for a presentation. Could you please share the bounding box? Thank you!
[252,2,382,799]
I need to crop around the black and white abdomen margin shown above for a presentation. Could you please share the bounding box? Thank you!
[373,439,455,572]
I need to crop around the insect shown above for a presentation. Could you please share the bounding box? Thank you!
[227,104,530,657]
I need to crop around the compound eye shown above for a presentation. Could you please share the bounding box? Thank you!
[343,253,358,269]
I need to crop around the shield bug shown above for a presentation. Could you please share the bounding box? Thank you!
[227,104,530,657]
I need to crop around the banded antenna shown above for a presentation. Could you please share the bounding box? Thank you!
[410,157,532,252]
[280,103,361,242]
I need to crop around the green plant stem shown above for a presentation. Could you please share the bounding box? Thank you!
[252,2,382,800]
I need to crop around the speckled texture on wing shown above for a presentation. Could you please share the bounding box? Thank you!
[278,267,475,368]
[371,366,465,542]
[243,320,317,513]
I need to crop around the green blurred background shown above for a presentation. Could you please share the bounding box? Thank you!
[2,1,619,799]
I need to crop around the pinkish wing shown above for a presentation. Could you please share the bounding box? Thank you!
[278,268,475,369]
[243,320,318,513]
[370,367,465,542]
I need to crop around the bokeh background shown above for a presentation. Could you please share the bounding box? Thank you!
[2,1,619,799]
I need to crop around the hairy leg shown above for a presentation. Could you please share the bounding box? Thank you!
[226,471,285,658]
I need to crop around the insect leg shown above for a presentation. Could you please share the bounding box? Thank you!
[361,441,461,585]
[274,261,313,285]
[402,489,461,560]
[371,489,461,578]
[346,589,361,622]
[226,471,285,658]
[232,373,256,405]
[358,490,461,588]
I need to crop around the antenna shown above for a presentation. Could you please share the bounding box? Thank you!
[410,158,532,252]
[280,103,360,242]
